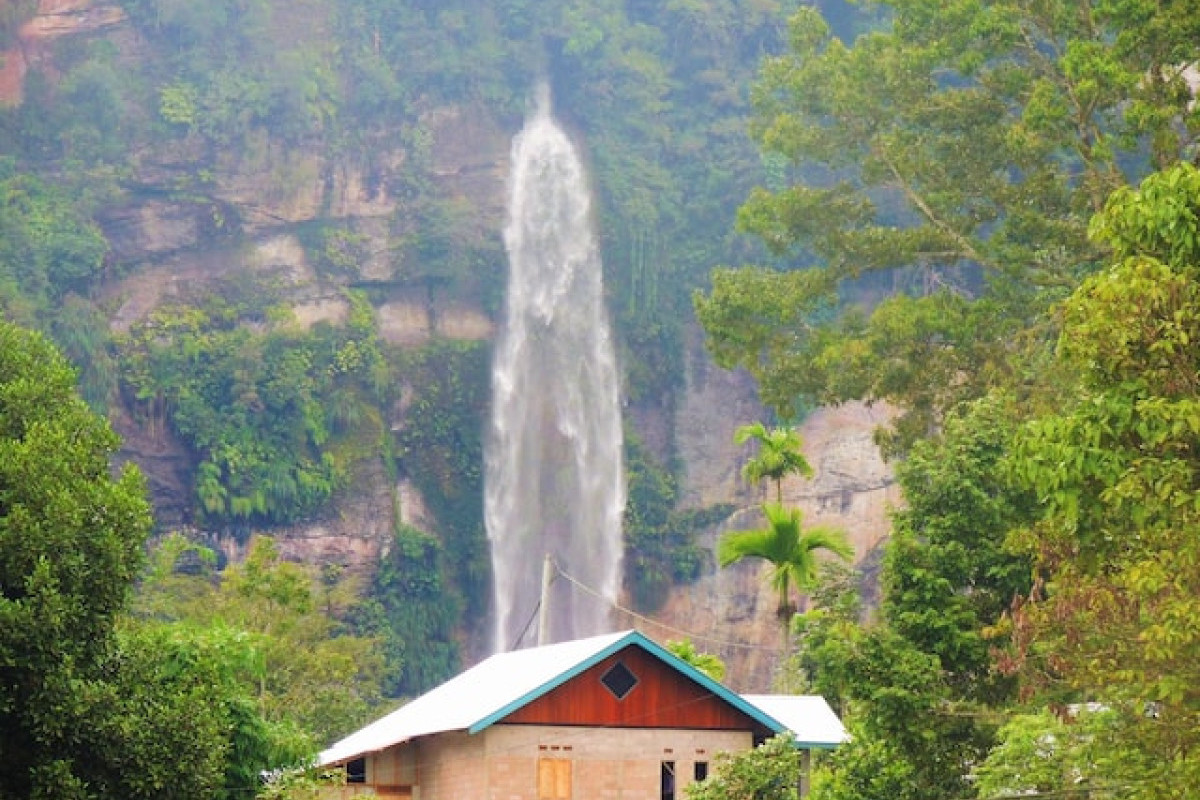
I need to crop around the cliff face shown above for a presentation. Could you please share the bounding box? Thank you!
[1,1,127,107]
[647,328,898,691]
[5,0,495,570]
[11,0,896,688]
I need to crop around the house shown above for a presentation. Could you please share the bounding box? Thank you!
[319,629,846,799]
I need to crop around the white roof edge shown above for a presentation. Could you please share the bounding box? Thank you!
[741,694,850,747]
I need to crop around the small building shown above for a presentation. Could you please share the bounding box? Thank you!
[319,629,845,799]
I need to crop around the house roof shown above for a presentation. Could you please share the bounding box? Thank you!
[319,629,790,766]
[742,694,850,750]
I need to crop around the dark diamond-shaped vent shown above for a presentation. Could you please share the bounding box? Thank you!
[601,661,638,700]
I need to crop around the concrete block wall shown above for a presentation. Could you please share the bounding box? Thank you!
[482,725,752,800]
[415,731,489,799]
[323,725,757,800]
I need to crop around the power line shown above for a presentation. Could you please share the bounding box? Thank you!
[552,561,782,654]
[510,592,544,651]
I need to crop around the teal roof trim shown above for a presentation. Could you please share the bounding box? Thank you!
[467,630,788,736]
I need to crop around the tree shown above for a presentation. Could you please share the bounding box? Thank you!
[718,502,852,620]
[133,534,385,747]
[734,421,813,503]
[695,1,1200,455]
[666,639,726,682]
[686,733,802,800]
[974,709,1147,800]
[883,394,1036,704]
[782,395,1038,800]
[1003,163,1200,796]
[0,320,222,799]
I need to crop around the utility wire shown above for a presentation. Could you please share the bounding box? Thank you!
[553,561,782,654]
[510,584,548,652]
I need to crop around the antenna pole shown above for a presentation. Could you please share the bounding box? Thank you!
[537,553,553,646]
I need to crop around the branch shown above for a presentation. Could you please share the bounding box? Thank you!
[875,149,992,270]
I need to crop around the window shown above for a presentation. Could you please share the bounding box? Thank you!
[661,761,676,800]
[346,757,366,784]
[600,660,638,700]
[694,761,708,782]
[538,757,571,799]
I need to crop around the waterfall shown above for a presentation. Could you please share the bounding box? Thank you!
[486,87,625,652]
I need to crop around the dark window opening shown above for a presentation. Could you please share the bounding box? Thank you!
[346,757,366,784]
[600,660,639,700]
[661,760,676,800]
[694,761,708,782]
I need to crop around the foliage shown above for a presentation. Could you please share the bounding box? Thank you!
[1002,163,1200,796]
[132,534,385,747]
[354,524,461,697]
[116,293,388,526]
[974,708,1154,800]
[0,166,107,322]
[734,421,812,502]
[115,620,313,800]
[666,639,726,683]
[794,608,990,800]
[394,339,490,619]
[256,765,346,800]
[786,394,1038,800]
[623,432,723,610]
[884,394,1036,705]
[718,502,851,619]
[0,321,230,800]
[686,733,802,800]
[695,0,1200,452]
[0,317,148,671]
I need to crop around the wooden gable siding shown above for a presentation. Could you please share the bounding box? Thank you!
[501,645,759,731]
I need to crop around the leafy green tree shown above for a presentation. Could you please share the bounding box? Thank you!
[666,639,726,683]
[718,502,851,620]
[686,733,802,800]
[788,395,1037,800]
[0,320,229,799]
[794,607,988,800]
[116,294,388,526]
[734,421,813,503]
[394,340,490,621]
[133,534,384,746]
[695,0,1200,453]
[623,432,721,610]
[883,394,1035,704]
[0,166,107,323]
[1003,163,1200,796]
[974,709,1150,800]
[356,524,461,698]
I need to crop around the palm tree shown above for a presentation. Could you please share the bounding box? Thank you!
[717,502,853,620]
[734,422,812,503]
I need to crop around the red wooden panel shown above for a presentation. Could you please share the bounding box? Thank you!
[502,645,759,731]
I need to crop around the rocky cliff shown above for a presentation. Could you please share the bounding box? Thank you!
[639,328,898,691]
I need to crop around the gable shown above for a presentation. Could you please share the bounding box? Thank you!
[499,644,768,733]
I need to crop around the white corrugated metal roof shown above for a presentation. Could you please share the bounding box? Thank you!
[742,694,850,748]
[320,630,635,765]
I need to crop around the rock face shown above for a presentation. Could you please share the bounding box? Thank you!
[80,18,508,578]
[0,1,127,107]
[638,332,899,691]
